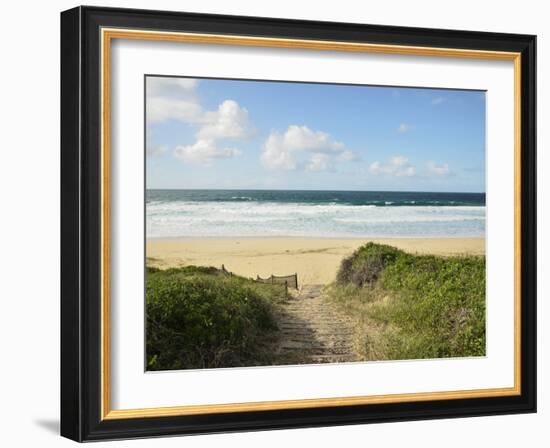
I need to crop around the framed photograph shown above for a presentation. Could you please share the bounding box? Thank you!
[60,6,536,442]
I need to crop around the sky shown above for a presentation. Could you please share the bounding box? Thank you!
[146,76,486,192]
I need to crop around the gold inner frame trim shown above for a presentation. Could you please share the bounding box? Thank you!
[100,27,522,421]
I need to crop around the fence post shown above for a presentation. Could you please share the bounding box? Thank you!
[285,280,288,298]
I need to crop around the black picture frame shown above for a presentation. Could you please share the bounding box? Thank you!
[61,5,536,442]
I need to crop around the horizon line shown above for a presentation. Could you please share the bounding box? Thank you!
[145,187,486,195]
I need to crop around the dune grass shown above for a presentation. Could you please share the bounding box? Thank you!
[327,242,486,361]
[146,266,286,371]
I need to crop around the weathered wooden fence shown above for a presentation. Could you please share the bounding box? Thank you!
[255,273,298,290]
[220,264,232,277]
[220,265,298,297]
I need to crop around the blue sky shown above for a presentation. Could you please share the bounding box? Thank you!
[146,76,485,192]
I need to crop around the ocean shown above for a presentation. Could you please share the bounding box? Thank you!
[146,189,486,238]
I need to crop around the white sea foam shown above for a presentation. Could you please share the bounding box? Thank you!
[146,201,486,238]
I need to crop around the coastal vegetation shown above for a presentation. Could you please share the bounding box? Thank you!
[146,266,286,370]
[146,242,486,370]
[327,242,486,361]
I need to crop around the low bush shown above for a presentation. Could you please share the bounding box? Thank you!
[329,243,486,360]
[146,266,285,370]
[337,242,403,287]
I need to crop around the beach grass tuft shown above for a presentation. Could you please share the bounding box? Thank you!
[328,242,486,361]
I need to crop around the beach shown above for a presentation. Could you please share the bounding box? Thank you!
[146,190,486,284]
[146,237,485,285]
[143,78,489,370]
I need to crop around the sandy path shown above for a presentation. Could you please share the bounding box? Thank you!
[272,285,358,364]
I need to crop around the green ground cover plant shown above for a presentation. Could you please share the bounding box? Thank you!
[328,243,486,361]
[146,266,286,370]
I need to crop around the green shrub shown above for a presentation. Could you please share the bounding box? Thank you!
[337,242,404,287]
[146,266,285,370]
[329,243,486,360]
[336,255,354,284]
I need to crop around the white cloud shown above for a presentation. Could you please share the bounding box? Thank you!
[369,156,416,177]
[397,123,414,133]
[261,132,298,170]
[147,77,198,96]
[146,77,202,123]
[431,97,446,105]
[282,125,345,153]
[306,153,332,172]
[261,125,358,171]
[147,97,203,124]
[197,100,252,141]
[146,79,253,141]
[147,77,252,165]
[338,150,361,162]
[427,161,450,176]
[174,139,242,165]
[174,100,251,165]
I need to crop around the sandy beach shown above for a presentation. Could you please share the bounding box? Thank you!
[146,237,485,285]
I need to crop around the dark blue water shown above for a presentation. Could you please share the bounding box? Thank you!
[146,189,485,207]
